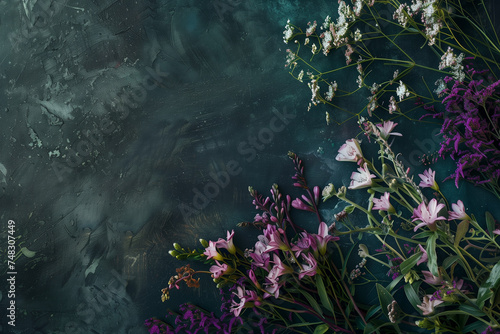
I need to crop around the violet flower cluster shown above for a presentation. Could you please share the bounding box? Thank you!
[424,67,500,197]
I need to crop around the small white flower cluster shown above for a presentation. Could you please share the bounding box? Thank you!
[308,78,321,105]
[393,4,410,27]
[345,44,354,65]
[357,57,364,75]
[353,28,362,42]
[370,82,380,94]
[285,49,297,68]
[366,95,377,116]
[319,1,355,55]
[297,70,305,82]
[433,78,446,97]
[306,20,317,36]
[396,80,410,101]
[413,0,442,45]
[283,19,294,44]
[325,81,338,101]
[388,95,398,114]
[438,47,465,82]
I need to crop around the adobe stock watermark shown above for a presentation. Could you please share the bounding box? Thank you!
[397,127,442,171]
[50,64,170,182]
[178,106,296,222]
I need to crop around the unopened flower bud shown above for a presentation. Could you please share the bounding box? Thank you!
[169,250,179,257]
[199,239,209,248]
[322,183,336,202]
[337,186,347,198]
[367,188,375,194]
[173,243,182,251]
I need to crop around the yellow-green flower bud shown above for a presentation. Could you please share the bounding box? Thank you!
[169,250,179,257]
[199,239,209,248]
[173,243,182,251]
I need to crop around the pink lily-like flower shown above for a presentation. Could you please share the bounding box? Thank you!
[203,240,224,261]
[422,271,444,285]
[448,200,470,221]
[230,286,247,317]
[418,168,439,191]
[416,244,428,266]
[209,260,229,279]
[336,139,363,163]
[417,294,444,315]
[291,232,316,258]
[313,221,340,255]
[412,198,446,232]
[349,163,376,189]
[291,197,314,212]
[265,228,290,252]
[270,254,293,276]
[372,192,395,212]
[298,253,318,279]
[376,121,402,140]
[216,230,236,254]
[264,264,283,299]
[494,229,500,235]
[248,240,270,269]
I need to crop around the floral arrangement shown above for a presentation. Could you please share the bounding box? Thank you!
[146,120,500,333]
[283,0,500,196]
[145,1,500,333]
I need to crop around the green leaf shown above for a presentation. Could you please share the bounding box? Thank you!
[477,261,500,308]
[399,252,422,276]
[371,187,393,193]
[316,275,334,314]
[404,282,422,312]
[344,205,355,214]
[442,255,459,270]
[386,274,404,292]
[463,320,489,333]
[426,233,438,276]
[454,220,469,247]
[313,324,329,334]
[299,290,324,318]
[20,247,36,258]
[458,305,486,317]
[365,305,381,321]
[486,212,495,237]
[376,283,393,320]
[412,231,435,239]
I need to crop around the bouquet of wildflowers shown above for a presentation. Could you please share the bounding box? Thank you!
[146,119,500,333]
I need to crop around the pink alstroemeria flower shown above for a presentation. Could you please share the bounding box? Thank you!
[494,229,500,235]
[203,240,224,261]
[376,121,402,140]
[298,253,318,279]
[313,221,340,255]
[372,192,395,212]
[348,163,376,189]
[265,228,290,252]
[291,232,316,258]
[448,200,470,221]
[417,244,428,266]
[216,230,236,254]
[336,139,363,163]
[417,294,444,315]
[418,168,439,191]
[422,271,444,285]
[209,260,229,279]
[412,198,446,232]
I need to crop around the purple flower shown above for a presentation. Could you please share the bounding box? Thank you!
[291,232,316,257]
[348,162,376,189]
[313,221,339,255]
[422,270,444,285]
[265,228,290,252]
[216,230,236,254]
[203,241,224,261]
[298,253,318,279]
[230,286,247,317]
[209,261,229,279]
[412,199,446,232]
[376,120,402,140]
[416,244,428,266]
[418,168,439,190]
[372,192,395,212]
[448,200,470,221]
